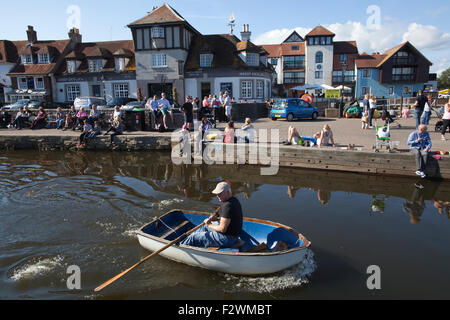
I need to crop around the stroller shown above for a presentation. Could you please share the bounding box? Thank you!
[435,107,446,133]
[373,120,392,152]
[381,107,401,128]
[198,106,216,128]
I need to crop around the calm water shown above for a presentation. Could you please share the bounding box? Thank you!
[0,151,449,300]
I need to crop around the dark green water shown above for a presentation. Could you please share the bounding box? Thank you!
[0,151,449,300]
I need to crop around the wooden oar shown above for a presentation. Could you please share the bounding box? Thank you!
[94,208,220,293]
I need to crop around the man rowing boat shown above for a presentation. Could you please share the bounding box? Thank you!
[181,182,243,248]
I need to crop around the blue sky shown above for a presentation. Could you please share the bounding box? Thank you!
[0,0,449,73]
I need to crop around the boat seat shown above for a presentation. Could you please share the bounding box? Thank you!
[208,239,246,252]
[160,220,190,240]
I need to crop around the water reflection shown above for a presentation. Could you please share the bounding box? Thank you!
[1,151,450,224]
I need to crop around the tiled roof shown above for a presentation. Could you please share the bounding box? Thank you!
[185,34,271,71]
[334,41,358,54]
[261,44,282,58]
[306,26,335,37]
[261,42,305,57]
[236,40,267,54]
[129,3,185,26]
[60,40,135,74]
[355,53,386,68]
[0,40,19,63]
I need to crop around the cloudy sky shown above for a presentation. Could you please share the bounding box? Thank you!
[0,0,448,74]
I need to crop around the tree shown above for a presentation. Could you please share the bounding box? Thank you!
[438,68,450,90]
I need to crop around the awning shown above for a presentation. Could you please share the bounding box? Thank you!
[291,84,323,91]
[439,89,449,95]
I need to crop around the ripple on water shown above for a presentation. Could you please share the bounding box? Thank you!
[9,255,64,282]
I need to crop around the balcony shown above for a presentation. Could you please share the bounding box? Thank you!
[284,63,305,70]
[392,57,417,65]
[284,78,305,84]
[392,74,416,82]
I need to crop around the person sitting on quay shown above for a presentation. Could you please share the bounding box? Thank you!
[240,118,255,143]
[62,106,77,131]
[56,107,65,130]
[75,107,88,130]
[78,119,93,148]
[224,121,236,144]
[12,107,26,130]
[104,118,123,144]
[88,105,100,126]
[287,126,321,147]
[113,105,122,122]
[181,182,243,249]
[407,124,432,179]
[145,95,159,128]
[318,125,336,148]
[30,107,47,130]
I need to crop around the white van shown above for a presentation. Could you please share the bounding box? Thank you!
[74,97,107,110]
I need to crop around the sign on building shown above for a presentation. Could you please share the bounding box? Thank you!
[325,89,341,99]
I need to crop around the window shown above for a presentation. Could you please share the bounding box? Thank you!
[316,51,323,64]
[152,54,167,68]
[389,87,395,95]
[152,27,165,39]
[392,67,416,81]
[284,72,305,84]
[362,87,371,95]
[88,60,103,73]
[113,83,129,98]
[333,71,343,83]
[21,54,33,64]
[314,37,320,45]
[246,53,259,66]
[326,37,332,45]
[67,60,76,73]
[340,54,348,63]
[136,29,143,50]
[241,81,252,99]
[256,80,264,98]
[35,77,44,90]
[66,85,81,102]
[270,58,278,65]
[221,83,233,97]
[362,69,371,78]
[403,86,412,95]
[38,53,49,64]
[320,37,326,45]
[200,54,213,68]
[18,78,28,90]
[344,70,355,82]
[308,37,314,45]
[393,51,416,65]
[115,58,126,72]
[291,45,299,51]
[284,56,305,69]
[315,71,323,79]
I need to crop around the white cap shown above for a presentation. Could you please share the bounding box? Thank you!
[212,182,231,195]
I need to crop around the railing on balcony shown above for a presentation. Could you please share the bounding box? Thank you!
[392,57,417,65]
[284,62,305,70]
[392,74,416,81]
[284,78,305,84]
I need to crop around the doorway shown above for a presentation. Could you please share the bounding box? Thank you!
[148,83,173,103]
[201,82,211,99]
[92,85,101,97]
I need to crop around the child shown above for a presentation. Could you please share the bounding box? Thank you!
[402,107,411,119]
[361,110,369,130]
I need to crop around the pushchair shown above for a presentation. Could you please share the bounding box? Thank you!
[373,120,392,152]
[382,107,401,128]
[435,107,447,133]
[198,106,216,128]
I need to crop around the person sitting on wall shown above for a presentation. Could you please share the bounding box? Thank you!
[286,126,321,147]
[75,107,88,130]
[104,118,123,144]
[88,105,100,126]
[30,107,47,130]
[78,119,93,148]
[13,107,26,130]
[62,106,77,131]
[407,124,432,179]
[56,107,65,130]
[318,125,336,148]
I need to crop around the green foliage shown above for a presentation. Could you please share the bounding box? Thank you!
[438,68,450,90]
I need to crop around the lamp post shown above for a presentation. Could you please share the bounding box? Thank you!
[339,61,348,118]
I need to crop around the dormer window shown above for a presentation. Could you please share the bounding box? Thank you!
[291,45,299,51]
[38,53,49,64]
[115,57,126,72]
[88,59,103,73]
[200,54,213,68]
[152,27,165,39]
[246,53,259,67]
[67,60,76,73]
[21,54,33,64]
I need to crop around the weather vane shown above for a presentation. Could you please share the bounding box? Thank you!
[228,12,236,35]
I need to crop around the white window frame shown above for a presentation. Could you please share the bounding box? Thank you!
[241,80,253,99]
[246,53,259,67]
[35,77,44,90]
[38,53,49,64]
[362,86,371,95]
[66,85,81,102]
[113,83,129,98]
[200,54,213,68]
[389,87,395,96]
[18,77,28,90]
[88,59,103,73]
[362,69,371,78]
[315,71,323,79]
[152,54,167,68]
[152,27,165,39]
[21,54,33,65]
[67,60,76,73]
[256,80,264,99]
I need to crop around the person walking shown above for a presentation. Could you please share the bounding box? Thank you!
[422,94,434,126]
[441,99,450,141]
[368,95,377,128]
[159,93,171,130]
[413,90,428,129]
[407,124,432,179]
[181,96,194,131]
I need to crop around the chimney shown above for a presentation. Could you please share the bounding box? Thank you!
[27,26,37,44]
[69,28,82,44]
[241,24,251,42]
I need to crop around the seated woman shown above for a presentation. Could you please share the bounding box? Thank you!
[13,107,26,130]
[75,107,88,130]
[87,105,100,126]
[318,125,335,148]
[240,118,255,143]
[56,107,65,129]
[224,121,236,144]
[30,107,47,130]
[62,106,77,131]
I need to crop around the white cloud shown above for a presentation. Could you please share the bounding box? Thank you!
[402,23,450,51]
[253,27,311,45]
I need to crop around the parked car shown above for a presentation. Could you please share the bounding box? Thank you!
[3,99,34,110]
[120,101,146,111]
[270,98,319,121]
[74,97,107,110]
[97,97,138,110]
[26,101,72,110]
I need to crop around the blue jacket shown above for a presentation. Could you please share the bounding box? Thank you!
[407,131,432,150]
